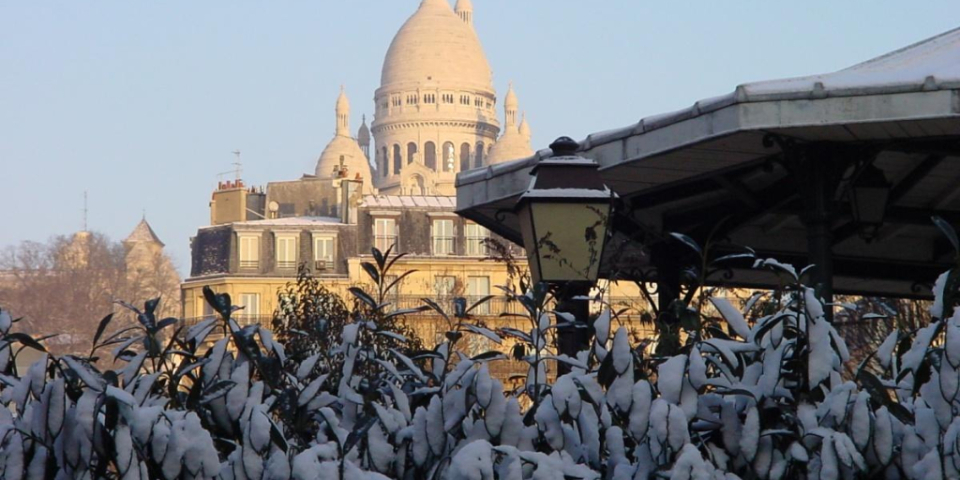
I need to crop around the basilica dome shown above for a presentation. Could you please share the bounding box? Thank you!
[315,88,372,186]
[380,0,493,91]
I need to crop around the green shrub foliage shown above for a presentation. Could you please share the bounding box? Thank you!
[2,243,960,479]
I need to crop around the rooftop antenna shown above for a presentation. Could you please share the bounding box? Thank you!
[82,191,88,231]
[217,150,244,185]
[231,150,242,181]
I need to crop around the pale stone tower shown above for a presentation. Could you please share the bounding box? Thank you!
[487,83,534,165]
[357,115,371,161]
[372,0,500,196]
[315,87,374,190]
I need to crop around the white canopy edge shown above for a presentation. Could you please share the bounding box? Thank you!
[457,27,960,212]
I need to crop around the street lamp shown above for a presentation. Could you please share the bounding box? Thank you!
[849,163,891,242]
[515,136,615,372]
[516,137,615,286]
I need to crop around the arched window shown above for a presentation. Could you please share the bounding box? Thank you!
[407,142,418,164]
[393,144,402,174]
[381,147,389,177]
[442,142,455,172]
[424,142,437,171]
[460,143,471,172]
[475,143,485,168]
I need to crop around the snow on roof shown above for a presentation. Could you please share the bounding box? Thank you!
[744,27,960,97]
[201,216,344,230]
[362,195,456,208]
[457,27,960,190]
[522,187,616,199]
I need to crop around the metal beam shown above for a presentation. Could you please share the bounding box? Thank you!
[714,175,762,210]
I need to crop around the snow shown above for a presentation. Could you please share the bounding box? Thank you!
[807,317,835,388]
[658,355,686,404]
[448,440,494,480]
[742,27,960,95]
[740,406,759,461]
[902,323,938,374]
[753,258,797,279]
[709,297,751,339]
[877,330,898,370]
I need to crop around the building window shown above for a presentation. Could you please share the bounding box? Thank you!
[460,143,471,172]
[391,96,401,107]
[407,142,418,164]
[432,219,455,255]
[475,142,485,168]
[239,235,260,269]
[424,141,437,171]
[442,141,455,172]
[424,93,435,104]
[474,97,482,107]
[460,94,470,105]
[201,298,215,320]
[374,218,398,253]
[276,235,298,270]
[465,223,490,256]
[238,293,260,324]
[381,147,389,177]
[467,276,491,314]
[406,94,418,105]
[393,144,402,174]
[442,93,454,104]
[314,235,335,270]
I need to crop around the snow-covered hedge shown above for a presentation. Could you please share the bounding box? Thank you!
[2,250,960,479]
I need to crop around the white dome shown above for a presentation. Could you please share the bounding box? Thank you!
[380,0,492,91]
[315,89,373,185]
[487,130,533,165]
[315,136,370,182]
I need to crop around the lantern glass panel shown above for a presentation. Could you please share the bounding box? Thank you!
[852,186,889,226]
[519,200,610,284]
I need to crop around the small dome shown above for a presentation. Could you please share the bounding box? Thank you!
[486,129,533,165]
[504,83,518,109]
[519,112,531,139]
[316,89,372,185]
[357,115,371,146]
[380,0,492,91]
[315,136,371,183]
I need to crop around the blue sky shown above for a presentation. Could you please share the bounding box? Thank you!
[1,1,957,275]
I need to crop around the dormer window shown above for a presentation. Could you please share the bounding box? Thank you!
[276,235,298,270]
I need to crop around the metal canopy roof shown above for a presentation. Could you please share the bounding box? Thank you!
[456,28,960,298]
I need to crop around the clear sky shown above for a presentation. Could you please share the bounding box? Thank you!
[1,1,957,275]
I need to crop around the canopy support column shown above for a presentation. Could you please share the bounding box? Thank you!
[793,144,850,321]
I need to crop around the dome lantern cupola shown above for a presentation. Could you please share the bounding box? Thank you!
[455,0,473,26]
[504,82,519,128]
[357,115,371,159]
[335,85,350,137]
[315,88,372,188]
[487,84,533,165]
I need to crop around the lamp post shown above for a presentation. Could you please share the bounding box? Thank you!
[849,163,891,242]
[515,136,615,373]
